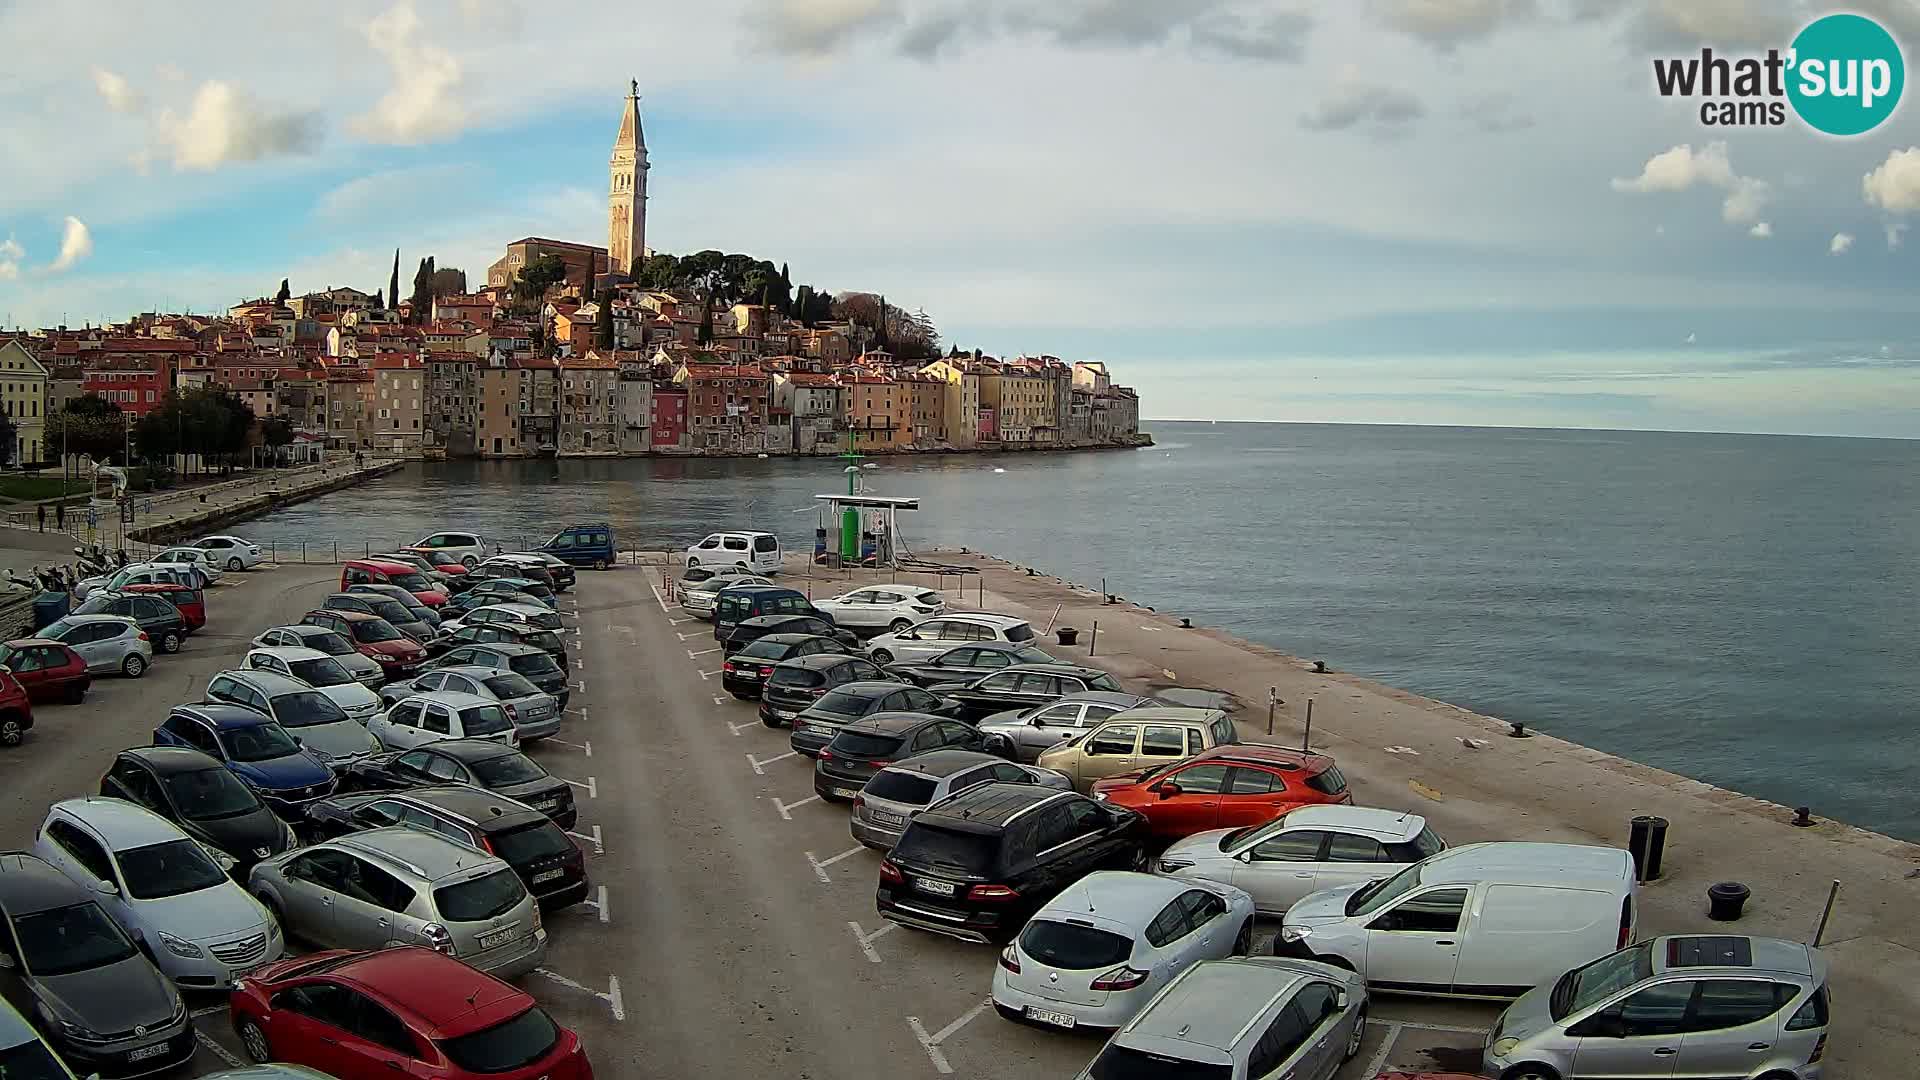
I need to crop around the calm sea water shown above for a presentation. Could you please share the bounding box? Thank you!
[243,423,1920,839]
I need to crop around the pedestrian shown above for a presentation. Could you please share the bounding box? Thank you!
[36,504,45,532]
[54,502,64,530]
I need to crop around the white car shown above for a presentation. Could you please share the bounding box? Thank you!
[679,573,770,618]
[683,531,782,574]
[811,586,946,633]
[441,602,563,636]
[149,547,226,583]
[192,534,265,570]
[241,647,384,722]
[369,691,519,751]
[411,530,489,568]
[249,624,384,687]
[864,613,1039,666]
[992,871,1256,1032]
[33,797,283,988]
[1157,807,1449,916]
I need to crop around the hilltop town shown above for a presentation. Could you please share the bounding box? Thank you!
[0,83,1145,466]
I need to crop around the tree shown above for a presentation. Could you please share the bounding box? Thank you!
[429,266,465,296]
[260,416,294,462]
[388,249,401,312]
[777,263,793,315]
[513,254,570,311]
[636,253,680,288]
[793,285,815,328]
[47,395,126,463]
[0,411,15,466]
[594,291,615,349]
[275,278,290,303]
[373,288,384,310]
[410,256,433,319]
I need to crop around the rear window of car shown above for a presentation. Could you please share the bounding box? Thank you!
[490,820,573,864]
[1019,919,1134,970]
[1089,1046,1230,1080]
[508,654,562,678]
[438,1006,560,1074]
[812,689,875,718]
[827,731,905,758]
[389,572,432,591]
[460,706,512,736]
[738,638,789,661]
[1306,764,1348,796]
[716,595,751,620]
[768,665,823,688]
[753,535,778,552]
[520,610,561,630]
[470,753,547,786]
[522,630,564,653]
[864,770,939,805]
[483,674,540,699]
[1411,826,1446,858]
[433,868,526,922]
[1001,622,1034,642]
[306,632,356,656]
[892,823,999,874]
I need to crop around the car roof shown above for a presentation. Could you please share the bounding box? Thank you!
[473,603,547,617]
[832,680,911,696]
[1054,691,1151,707]
[1041,870,1194,926]
[248,646,330,663]
[363,786,543,828]
[1652,935,1816,977]
[3,637,62,649]
[919,782,1064,833]
[782,652,864,669]
[425,665,511,680]
[313,608,380,622]
[401,691,498,710]
[269,624,337,637]
[347,559,414,572]
[1196,744,1333,773]
[332,825,501,880]
[0,850,94,914]
[719,584,792,596]
[219,668,315,696]
[177,702,282,729]
[327,947,530,1038]
[1410,842,1632,889]
[937,613,1028,628]
[1275,805,1423,840]
[118,746,224,775]
[428,738,525,763]
[1003,662,1107,678]
[746,633,821,648]
[51,796,186,848]
[1107,706,1228,726]
[883,749,1004,778]
[464,642,543,657]
[56,613,138,626]
[840,711,944,735]
[1120,958,1325,1052]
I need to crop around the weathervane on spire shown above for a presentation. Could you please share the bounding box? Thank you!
[630,78,638,98]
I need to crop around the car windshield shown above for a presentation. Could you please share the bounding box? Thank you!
[221,723,301,762]
[303,631,356,657]
[471,753,547,786]
[287,657,353,687]
[274,690,350,727]
[892,824,998,875]
[491,820,573,864]
[482,673,540,699]
[388,572,432,591]
[812,690,877,719]
[738,639,792,661]
[117,838,228,900]
[508,654,561,678]
[1088,1046,1229,1080]
[1553,942,1654,1020]
[349,618,405,644]
[460,705,512,736]
[863,770,939,805]
[0,1033,69,1080]
[827,731,905,758]
[438,1006,559,1075]
[433,868,526,922]
[37,620,77,642]
[1220,817,1288,852]
[1020,919,1134,970]
[13,901,138,977]
[1346,860,1424,916]
[164,767,261,820]
[364,599,416,624]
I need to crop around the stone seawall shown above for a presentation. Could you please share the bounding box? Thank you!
[126,460,406,545]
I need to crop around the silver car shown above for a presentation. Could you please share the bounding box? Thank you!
[247,825,546,979]
[679,574,771,619]
[369,691,519,751]
[863,613,1038,666]
[977,691,1159,763]
[1485,935,1831,1080]
[378,665,561,740]
[38,613,153,678]
[852,750,1070,850]
[205,669,384,766]
[250,625,384,687]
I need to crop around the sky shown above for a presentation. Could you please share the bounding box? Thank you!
[3,0,1920,436]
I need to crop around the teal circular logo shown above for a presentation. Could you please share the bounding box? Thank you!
[1787,14,1905,136]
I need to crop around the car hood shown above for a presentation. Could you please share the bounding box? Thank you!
[1284,881,1371,924]
[36,954,179,1035]
[317,683,382,712]
[190,805,291,860]
[290,719,383,761]
[1491,980,1560,1045]
[1160,828,1241,864]
[975,709,1027,730]
[366,640,426,660]
[135,884,269,942]
[230,751,333,789]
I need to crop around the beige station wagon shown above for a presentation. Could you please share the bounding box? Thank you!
[1037,706,1239,791]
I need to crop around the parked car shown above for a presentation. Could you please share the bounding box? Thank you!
[443,601,564,635]
[1484,935,1831,1080]
[98,747,298,874]
[883,640,1060,688]
[320,593,438,647]
[0,852,193,1078]
[242,648,384,722]
[338,741,576,828]
[71,592,188,654]
[727,614,860,656]
[993,871,1258,1032]
[977,691,1158,763]
[440,621,568,665]
[247,827,545,980]
[251,624,384,687]
[851,750,1072,851]
[1275,842,1639,999]
[205,669,384,766]
[230,946,592,1079]
[466,576,557,609]
[931,663,1127,722]
[40,614,152,679]
[304,785,589,909]
[0,639,90,704]
[1037,707,1241,792]
[0,670,31,749]
[1092,745,1353,841]
[299,610,429,680]
[149,547,226,584]
[113,583,206,633]
[877,783,1148,944]
[33,798,283,989]
[192,533,265,570]
[427,642,569,707]
[757,652,888,724]
[711,585,823,643]
[864,613,1039,666]
[369,551,459,588]
[789,680,952,756]
[153,704,337,817]
[1074,957,1368,1080]
[811,586,947,633]
[472,559,557,593]
[486,550,575,588]
[542,521,616,570]
[410,530,489,567]
[679,573,771,619]
[346,583,441,629]
[443,583,546,619]
[370,692,518,751]
[406,545,476,586]
[683,530,780,574]
[721,634,855,700]
[0,994,79,1080]
[815,713,1005,802]
[1159,806,1448,916]
[378,665,561,740]
[75,563,199,601]
[341,559,448,609]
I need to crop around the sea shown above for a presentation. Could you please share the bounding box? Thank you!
[239,422,1920,840]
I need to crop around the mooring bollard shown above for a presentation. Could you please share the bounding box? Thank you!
[1628,815,1669,882]
[1792,806,1816,827]
[1706,881,1750,921]
[1088,620,1098,656]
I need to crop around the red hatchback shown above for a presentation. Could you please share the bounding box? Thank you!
[0,667,34,746]
[301,608,429,678]
[0,639,90,704]
[231,947,594,1080]
[117,582,207,632]
[1092,743,1352,841]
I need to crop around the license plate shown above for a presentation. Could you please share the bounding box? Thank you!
[1023,1006,1077,1029]
[479,928,515,949]
[831,787,859,799]
[532,869,564,884]
[535,800,559,811]
[773,708,796,719]
[914,877,956,896]
[869,810,905,827]
[127,1043,169,1063]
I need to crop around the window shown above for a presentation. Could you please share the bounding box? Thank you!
[1027,805,1076,852]
[1688,979,1790,1031]
[1606,980,1696,1037]
[1062,798,1107,837]
[1326,834,1391,862]
[1087,725,1138,756]
[1167,763,1231,794]
[45,820,116,883]
[276,982,356,1029]
[422,706,453,735]
[339,855,416,913]
[1140,726,1187,757]
[1014,672,1059,695]
[1786,984,1828,1030]
[1252,830,1327,862]
[422,754,464,783]
[343,990,417,1056]
[388,701,425,730]
[1371,887,1468,934]
[1247,1001,1313,1079]
[1227,768,1279,794]
[1177,889,1228,931]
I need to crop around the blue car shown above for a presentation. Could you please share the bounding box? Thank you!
[542,522,616,569]
[153,703,336,815]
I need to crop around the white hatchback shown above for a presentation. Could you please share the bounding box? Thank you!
[811,586,946,633]
[1157,806,1448,916]
[192,534,265,570]
[369,691,519,750]
[150,547,226,583]
[864,613,1038,666]
[992,871,1256,1033]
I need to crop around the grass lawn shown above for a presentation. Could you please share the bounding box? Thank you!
[0,474,91,502]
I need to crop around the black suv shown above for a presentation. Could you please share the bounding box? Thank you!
[877,782,1147,944]
[759,653,886,726]
[929,662,1126,721]
[815,712,1002,802]
[787,679,956,756]
[721,633,856,700]
[98,747,296,874]
[725,614,860,655]
[305,784,589,908]
[72,591,189,653]
[337,739,576,829]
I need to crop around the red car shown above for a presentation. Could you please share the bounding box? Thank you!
[231,947,593,1080]
[116,582,207,632]
[300,608,429,678]
[0,639,90,705]
[1092,743,1353,840]
[343,558,449,608]
[408,547,472,579]
[0,667,34,746]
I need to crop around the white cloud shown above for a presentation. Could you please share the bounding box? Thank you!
[1830,232,1854,255]
[1748,221,1771,238]
[1862,147,1920,213]
[1301,75,1425,138]
[1612,142,1768,227]
[1629,0,1804,49]
[756,0,901,55]
[1375,0,1534,47]
[1887,222,1909,250]
[0,236,22,280]
[49,217,92,273]
[1720,176,1769,224]
[156,81,321,171]
[314,164,489,221]
[352,1,467,144]
[90,68,143,112]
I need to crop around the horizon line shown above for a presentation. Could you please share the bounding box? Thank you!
[1139,417,1920,443]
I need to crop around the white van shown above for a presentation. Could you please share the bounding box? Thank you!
[1273,842,1637,999]
[684,531,782,574]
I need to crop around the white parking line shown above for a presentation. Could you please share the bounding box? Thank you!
[578,884,610,924]
[648,580,670,614]
[559,775,597,798]
[668,615,694,625]
[532,968,626,1022]
[571,679,587,692]
[1385,1019,1489,1035]
[772,793,820,820]
[677,631,705,642]
[1362,1021,1402,1079]
[712,695,727,706]
[698,668,724,680]
[748,750,798,775]
[566,824,605,854]
[574,658,587,669]
[196,1029,242,1068]
[805,845,866,884]
[846,919,896,963]
[906,998,991,1075]
[727,718,760,737]
[545,737,592,756]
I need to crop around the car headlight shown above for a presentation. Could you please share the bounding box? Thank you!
[1093,791,1110,801]
[157,931,205,959]
[199,842,238,874]
[1279,924,1313,943]
[1491,1038,1520,1058]
[56,1017,105,1043]
[280,820,300,850]
[1157,858,1193,873]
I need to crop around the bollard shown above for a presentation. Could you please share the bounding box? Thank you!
[1792,806,1816,828]
[1628,815,1668,882]
[1706,881,1750,921]
[1312,660,1327,673]
[1302,698,1314,751]
[1056,627,1079,647]
[1508,721,1532,738]
[1088,620,1098,656]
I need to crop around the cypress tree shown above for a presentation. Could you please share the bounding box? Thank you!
[388,249,401,312]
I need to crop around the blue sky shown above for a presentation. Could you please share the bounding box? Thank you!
[3,0,1920,436]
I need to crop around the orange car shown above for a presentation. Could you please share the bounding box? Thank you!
[1091,743,1352,841]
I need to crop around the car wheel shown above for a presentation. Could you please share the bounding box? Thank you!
[870,649,893,665]
[761,714,783,728]
[888,618,912,633]
[1233,918,1253,956]
[0,717,22,748]
[1501,1066,1560,1080]
[593,558,608,571]
[236,1017,272,1064]
[122,653,146,677]
[462,555,478,568]
[686,556,701,569]
[160,631,182,654]
[64,682,87,704]
[227,556,244,571]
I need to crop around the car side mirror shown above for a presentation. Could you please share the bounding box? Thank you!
[1156,781,1183,799]
[291,736,304,747]
[1332,988,1348,1010]
[92,880,118,897]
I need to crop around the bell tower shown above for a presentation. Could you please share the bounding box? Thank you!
[609,79,649,277]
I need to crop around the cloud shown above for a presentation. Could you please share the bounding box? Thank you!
[1719,176,1768,224]
[1301,77,1425,138]
[0,236,21,280]
[1375,0,1536,47]
[1465,91,1535,132]
[1628,0,1803,50]
[156,81,321,171]
[49,217,92,273]
[1830,232,1854,255]
[1187,10,1313,61]
[313,163,489,222]
[1748,221,1771,238]
[1611,141,1769,226]
[90,68,143,112]
[755,0,903,55]
[762,1,1314,62]
[1887,222,1909,250]
[1862,147,1920,213]
[352,1,467,144]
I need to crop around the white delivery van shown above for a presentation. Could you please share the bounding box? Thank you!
[1274,842,1637,999]
[684,531,783,574]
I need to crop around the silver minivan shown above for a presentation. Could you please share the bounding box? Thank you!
[1485,935,1831,1080]
[247,825,546,979]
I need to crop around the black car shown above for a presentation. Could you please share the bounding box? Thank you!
[759,653,888,726]
[472,561,558,591]
[726,614,860,655]
[814,712,1003,802]
[929,663,1127,722]
[304,784,589,908]
[720,633,857,700]
[883,641,1061,688]
[877,783,1147,944]
[337,739,576,829]
[71,591,189,654]
[97,747,296,874]
[428,642,570,707]
[321,593,438,648]
[789,679,956,756]
[443,622,568,665]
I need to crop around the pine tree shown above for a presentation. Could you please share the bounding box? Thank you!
[410,258,431,322]
[373,288,385,309]
[275,279,290,303]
